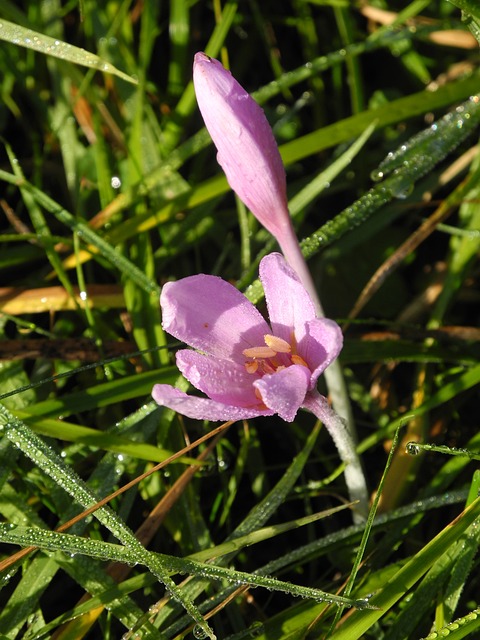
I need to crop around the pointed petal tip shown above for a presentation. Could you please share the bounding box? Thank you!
[194,51,210,67]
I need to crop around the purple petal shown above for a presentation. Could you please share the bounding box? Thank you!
[259,253,316,345]
[176,350,261,407]
[301,318,344,387]
[253,365,310,422]
[161,275,269,364]
[152,385,273,421]
[193,53,291,240]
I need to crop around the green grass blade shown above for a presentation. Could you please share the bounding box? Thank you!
[0,18,137,83]
[329,497,480,639]
[0,406,215,639]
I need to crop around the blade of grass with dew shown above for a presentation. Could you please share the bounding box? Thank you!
[430,157,480,327]
[0,406,215,639]
[166,0,189,100]
[4,144,79,312]
[52,30,480,276]
[334,4,365,113]
[121,2,167,370]
[0,524,365,611]
[447,0,480,22]
[160,0,238,151]
[328,424,404,632]
[421,432,480,501]
[346,160,480,322]
[281,77,480,167]
[420,608,480,640]
[387,492,479,637]
[0,18,137,84]
[329,497,480,639]
[298,94,480,248]
[0,470,163,639]
[156,422,324,634]
[360,158,480,510]
[191,504,355,562]
[0,169,159,296]
[0,433,158,637]
[246,94,480,304]
[357,363,480,459]
[3,367,177,417]
[168,490,471,640]
[54,66,480,278]
[7,573,161,640]
[12,413,197,465]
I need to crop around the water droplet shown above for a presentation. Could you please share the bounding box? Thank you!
[192,625,208,639]
[406,442,420,456]
[248,621,263,637]
[391,183,413,199]
[370,170,384,182]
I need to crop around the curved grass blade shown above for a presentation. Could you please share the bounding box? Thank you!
[0,18,137,84]
[329,497,480,639]
[0,406,215,639]
[0,168,159,296]
[246,95,480,304]
[300,95,480,257]
[420,608,480,640]
[0,524,369,610]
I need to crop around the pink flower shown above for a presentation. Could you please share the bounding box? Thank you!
[152,253,342,423]
[193,52,293,242]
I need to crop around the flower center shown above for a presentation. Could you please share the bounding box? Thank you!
[242,334,309,375]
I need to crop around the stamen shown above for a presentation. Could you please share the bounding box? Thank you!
[245,360,258,374]
[261,361,276,374]
[291,354,309,368]
[243,346,277,359]
[264,334,291,353]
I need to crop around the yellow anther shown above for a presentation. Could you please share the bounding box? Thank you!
[291,354,309,368]
[243,346,277,359]
[264,334,291,353]
[245,360,258,374]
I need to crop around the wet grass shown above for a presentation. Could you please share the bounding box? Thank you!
[0,1,479,638]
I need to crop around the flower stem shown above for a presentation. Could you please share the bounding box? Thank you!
[303,389,369,522]
[277,225,358,443]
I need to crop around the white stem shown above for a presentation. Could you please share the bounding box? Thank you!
[303,389,369,522]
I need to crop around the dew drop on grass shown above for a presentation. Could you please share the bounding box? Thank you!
[192,625,208,639]
[248,621,263,637]
[406,442,420,456]
[370,170,384,182]
[391,183,413,199]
